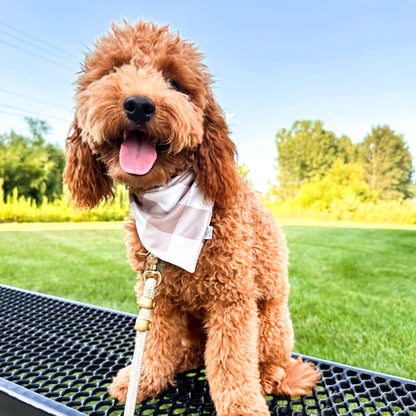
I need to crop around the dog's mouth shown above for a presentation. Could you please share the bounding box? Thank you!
[119,129,170,176]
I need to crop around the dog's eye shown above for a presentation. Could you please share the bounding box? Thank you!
[168,79,180,91]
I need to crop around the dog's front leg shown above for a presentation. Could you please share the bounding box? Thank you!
[205,297,270,416]
[109,295,186,403]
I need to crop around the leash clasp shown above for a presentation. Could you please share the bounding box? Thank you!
[143,270,162,286]
[142,253,162,285]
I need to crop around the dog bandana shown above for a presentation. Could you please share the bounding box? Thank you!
[130,171,213,273]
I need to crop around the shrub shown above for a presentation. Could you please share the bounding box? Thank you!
[0,185,130,222]
[294,161,377,210]
[265,197,416,225]
[265,160,416,225]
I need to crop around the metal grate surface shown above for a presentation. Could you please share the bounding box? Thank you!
[0,284,415,416]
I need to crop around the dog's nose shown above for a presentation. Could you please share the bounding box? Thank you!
[123,96,155,124]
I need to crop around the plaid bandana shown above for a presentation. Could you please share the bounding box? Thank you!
[130,171,213,273]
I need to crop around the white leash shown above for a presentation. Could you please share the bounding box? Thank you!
[124,254,161,416]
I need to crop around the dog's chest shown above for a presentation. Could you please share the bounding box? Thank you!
[158,266,213,311]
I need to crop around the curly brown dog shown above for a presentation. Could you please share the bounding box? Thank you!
[63,21,320,416]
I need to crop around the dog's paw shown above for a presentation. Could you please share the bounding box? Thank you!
[215,394,270,416]
[217,404,270,416]
[108,364,170,403]
[108,365,131,402]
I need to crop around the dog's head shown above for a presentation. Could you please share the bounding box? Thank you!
[64,21,240,208]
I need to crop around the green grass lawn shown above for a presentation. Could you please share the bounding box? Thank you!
[0,222,415,379]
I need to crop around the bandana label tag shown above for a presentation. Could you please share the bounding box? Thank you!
[204,226,213,240]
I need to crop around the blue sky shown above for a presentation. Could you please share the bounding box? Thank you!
[1,0,415,192]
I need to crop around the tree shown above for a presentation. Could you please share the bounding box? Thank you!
[275,120,354,196]
[0,118,65,204]
[238,162,253,189]
[360,125,414,199]
[338,135,359,164]
[26,118,50,144]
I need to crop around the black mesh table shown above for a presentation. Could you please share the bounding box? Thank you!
[0,284,415,416]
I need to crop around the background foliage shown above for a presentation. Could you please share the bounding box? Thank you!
[275,120,357,198]
[272,120,413,200]
[0,185,129,222]
[360,125,414,199]
[267,120,415,224]
[0,118,64,204]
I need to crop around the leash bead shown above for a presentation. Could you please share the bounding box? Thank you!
[139,296,154,309]
[135,318,151,332]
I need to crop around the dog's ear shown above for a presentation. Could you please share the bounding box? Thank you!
[63,121,114,208]
[194,92,241,207]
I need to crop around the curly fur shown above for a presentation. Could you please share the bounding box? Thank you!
[63,20,320,416]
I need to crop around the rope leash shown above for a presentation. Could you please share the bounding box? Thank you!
[124,254,161,416]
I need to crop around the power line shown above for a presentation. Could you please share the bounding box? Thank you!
[0,28,74,63]
[0,109,34,119]
[0,110,69,127]
[0,38,67,67]
[0,109,69,127]
[0,21,78,60]
[0,88,69,112]
[0,104,70,125]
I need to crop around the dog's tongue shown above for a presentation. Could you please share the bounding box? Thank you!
[119,131,157,175]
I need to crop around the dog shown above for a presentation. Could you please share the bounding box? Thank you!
[63,21,320,416]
